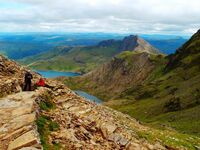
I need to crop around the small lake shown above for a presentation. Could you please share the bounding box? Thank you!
[36,70,81,78]
[74,90,103,104]
[36,70,102,104]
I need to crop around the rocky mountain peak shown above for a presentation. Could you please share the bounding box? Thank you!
[119,35,159,54]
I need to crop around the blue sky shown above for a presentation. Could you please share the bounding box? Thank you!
[0,0,199,35]
[0,1,28,9]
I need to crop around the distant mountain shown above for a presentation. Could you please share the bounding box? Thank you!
[20,35,160,73]
[119,35,159,53]
[64,29,200,136]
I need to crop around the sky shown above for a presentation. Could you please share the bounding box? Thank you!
[0,0,199,35]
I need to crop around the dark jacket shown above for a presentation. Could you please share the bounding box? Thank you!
[25,72,33,83]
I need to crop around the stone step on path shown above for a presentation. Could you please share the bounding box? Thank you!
[0,91,41,150]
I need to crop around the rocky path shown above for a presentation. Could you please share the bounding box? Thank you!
[0,91,41,150]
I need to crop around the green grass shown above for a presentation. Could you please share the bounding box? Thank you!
[36,92,60,150]
[136,129,200,150]
[39,92,55,111]
[19,44,120,73]
[36,115,60,150]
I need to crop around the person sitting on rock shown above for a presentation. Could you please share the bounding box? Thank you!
[36,78,45,87]
[23,71,33,91]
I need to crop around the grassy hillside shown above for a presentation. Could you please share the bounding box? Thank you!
[20,43,120,73]
[63,30,200,137]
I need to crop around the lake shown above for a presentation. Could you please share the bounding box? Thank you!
[36,70,103,104]
[36,70,81,78]
[74,90,103,104]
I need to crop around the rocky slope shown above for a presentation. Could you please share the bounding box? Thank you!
[36,80,167,150]
[63,50,164,100]
[20,35,159,73]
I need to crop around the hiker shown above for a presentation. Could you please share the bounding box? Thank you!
[36,78,45,87]
[23,71,33,91]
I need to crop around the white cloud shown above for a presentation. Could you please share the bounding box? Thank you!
[0,0,199,35]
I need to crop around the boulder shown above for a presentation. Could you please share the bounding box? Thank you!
[7,130,38,150]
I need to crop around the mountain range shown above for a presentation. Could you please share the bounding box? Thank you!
[63,29,200,137]
[0,33,187,60]
[20,35,161,73]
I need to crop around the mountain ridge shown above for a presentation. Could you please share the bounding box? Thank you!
[20,35,160,73]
